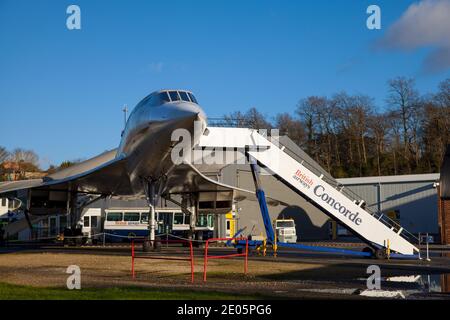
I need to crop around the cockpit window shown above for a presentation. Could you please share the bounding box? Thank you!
[188,92,198,104]
[179,91,190,102]
[158,92,170,103]
[168,91,180,102]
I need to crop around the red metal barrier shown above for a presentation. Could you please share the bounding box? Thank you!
[203,237,249,282]
[131,240,135,279]
[130,239,195,283]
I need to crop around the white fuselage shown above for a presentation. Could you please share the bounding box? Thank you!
[116,91,207,194]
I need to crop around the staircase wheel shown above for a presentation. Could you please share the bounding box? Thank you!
[362,247,374,258]
[375,249,387,260]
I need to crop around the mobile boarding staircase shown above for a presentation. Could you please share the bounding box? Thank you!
[198,127,420,259]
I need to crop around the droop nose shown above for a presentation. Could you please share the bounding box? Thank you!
[173,103,207,125]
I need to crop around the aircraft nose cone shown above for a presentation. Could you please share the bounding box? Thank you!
[175,109,198,120]
[170,103,208,140]
[173,103,207,124]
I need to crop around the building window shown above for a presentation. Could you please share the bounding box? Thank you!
[208,214,214,228]
[174,213,184,225]
[196,214,208,227]
[106,212,123,221]
[91,216,98,228]
[83,216,90,227]
[124,212,140,222]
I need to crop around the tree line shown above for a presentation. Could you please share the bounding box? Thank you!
[0,148,40,180]
[0,147,82,181]
[214,77,450,178]
[1,76,449,180]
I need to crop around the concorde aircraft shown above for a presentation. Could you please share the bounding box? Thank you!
[0,89,278,249]
[0,89,420,256]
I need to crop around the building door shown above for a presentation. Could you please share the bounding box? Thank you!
[49,216,57,237]
[225,211,235,238]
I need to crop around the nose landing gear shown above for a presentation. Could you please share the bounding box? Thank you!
[143,237,161,252]
[143,180,160,251]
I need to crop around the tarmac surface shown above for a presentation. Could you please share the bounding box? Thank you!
[1,242,450,299]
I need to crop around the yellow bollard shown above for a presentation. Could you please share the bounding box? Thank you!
[273,231,278,258]
[263,238,267,256]
[387,239,391,260]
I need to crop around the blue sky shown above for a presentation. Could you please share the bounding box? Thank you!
[0,0,449,168]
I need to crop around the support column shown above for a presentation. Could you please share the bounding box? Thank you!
[249,159,275,242]
[68,192,79,230]
[189,196,197,239]
[148,182,156,242]
[182,194,197,240]
[144,181,161,251]
[24,190,33,239]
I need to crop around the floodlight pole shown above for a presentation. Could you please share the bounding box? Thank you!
[122,105,128,129]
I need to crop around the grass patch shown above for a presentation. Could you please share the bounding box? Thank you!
[0,282,258,300]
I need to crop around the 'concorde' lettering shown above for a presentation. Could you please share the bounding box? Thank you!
[313,185,362,226]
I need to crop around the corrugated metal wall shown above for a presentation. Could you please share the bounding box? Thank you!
[339,180,439,234]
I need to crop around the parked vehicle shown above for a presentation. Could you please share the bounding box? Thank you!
[274,219,297,243]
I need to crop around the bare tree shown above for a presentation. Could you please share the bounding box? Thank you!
[315,98,337,172]
[386,77,420,173]
[221,108,272,129]
[244,107,272,130]
[221,111,247,127]
[436,78,450,107]
[11,148,39,166]
[421,78,450,171]
[274,113,305,146]
[332,93,373,175]
[368,113,390,176]
[353,95,374,170]
[296,96,326,161]
[333,92,355,166]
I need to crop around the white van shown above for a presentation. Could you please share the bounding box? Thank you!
[0,198,8,216]
[274,219,297,243]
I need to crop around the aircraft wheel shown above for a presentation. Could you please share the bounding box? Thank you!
[196,231,205,248]
[143,240,161,252]
[143,240,152,252]
[154,239,161,252]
